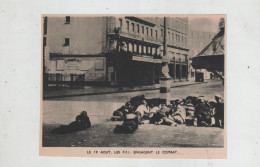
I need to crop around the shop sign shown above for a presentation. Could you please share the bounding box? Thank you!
[132,56,162,63]
[65,59,81,71]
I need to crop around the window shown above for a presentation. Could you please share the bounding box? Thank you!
[64,38,70,46]
[43,37,46,46]
[172,33,174,43]
[146,27,149,36]
[155,30,158,38]
[139,45,142,54]
[161,28,163,37]
[126,21,129,31]
[43,17,47,35]
[119,19,122,28]
[150,29,153,37]
[50,61,56,72]
[134,44,137,52]
[65,16,70,24]
[95,59,104,70]
[81,60,95,71]
[168,31,170,42]
[142,26,144,34]
[56,60,65,71]
[132,23,135,32]
[129,43,133,52]
[175,34,177,42]
[137,24,140,33]
[182,36,183,44]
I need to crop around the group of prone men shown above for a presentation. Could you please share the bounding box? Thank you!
[113,95,224,134]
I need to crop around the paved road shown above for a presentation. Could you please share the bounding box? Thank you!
[42,80,224,147]
[46,80,224,102]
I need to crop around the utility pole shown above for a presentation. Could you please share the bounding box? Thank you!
[160,17,171,105]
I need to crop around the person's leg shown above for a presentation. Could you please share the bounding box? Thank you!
[135,111,143,125]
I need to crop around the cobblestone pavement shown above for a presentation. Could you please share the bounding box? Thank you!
[42,80,224,147]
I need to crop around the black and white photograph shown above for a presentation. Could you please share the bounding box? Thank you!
[2,0,260,165]
[40,15,226,158]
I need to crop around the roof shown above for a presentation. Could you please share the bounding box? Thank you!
[192,28,225,72]
[196,28,224,57]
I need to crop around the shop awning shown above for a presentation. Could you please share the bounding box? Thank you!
[192,29,225,72]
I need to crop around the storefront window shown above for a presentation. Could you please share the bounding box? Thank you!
[81,60,94,71]
[56,60,65,71]
[95,59,104,70]
[50,60,56,72]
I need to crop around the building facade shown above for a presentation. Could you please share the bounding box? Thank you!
[189,31,216,78]
[43,16,190,87]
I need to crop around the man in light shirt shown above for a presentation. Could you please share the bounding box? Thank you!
[135,100,149,124]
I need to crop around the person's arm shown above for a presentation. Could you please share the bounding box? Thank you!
[76,115,81,122]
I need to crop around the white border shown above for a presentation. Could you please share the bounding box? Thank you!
[1,0,260,166]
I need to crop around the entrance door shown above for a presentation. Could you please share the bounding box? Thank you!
[108,66,116,86]
[176,64,180,79]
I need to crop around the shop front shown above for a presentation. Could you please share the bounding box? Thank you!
[107,52,162,86]
[45,54,107,87]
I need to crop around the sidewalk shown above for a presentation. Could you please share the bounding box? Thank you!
[43,78,207,99]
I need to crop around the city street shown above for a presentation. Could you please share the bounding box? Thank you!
[42,79,224,147]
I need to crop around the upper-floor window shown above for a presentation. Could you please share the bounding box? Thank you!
[137,24,140,33]
[155,30,158,38]
[150,29,153,37]
[182,36,183,44]
[43,37,46,46]
[172,33,174,43]
[44,17,47,35]
[132,23,135,32]
[119,19,122,28]
[142,26,144,34]
[64,38,70,46]
[146,27,149,36]
[126,21,129,31]
[65,16,70,24]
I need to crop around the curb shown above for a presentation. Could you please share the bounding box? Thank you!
[43,82,207,99]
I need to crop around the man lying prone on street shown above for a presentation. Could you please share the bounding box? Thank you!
[112,101,135,121]
[51,111,91,134]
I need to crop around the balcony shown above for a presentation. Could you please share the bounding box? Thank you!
[109,28,163,46]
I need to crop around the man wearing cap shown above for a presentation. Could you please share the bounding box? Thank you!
[194,98,214,127]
